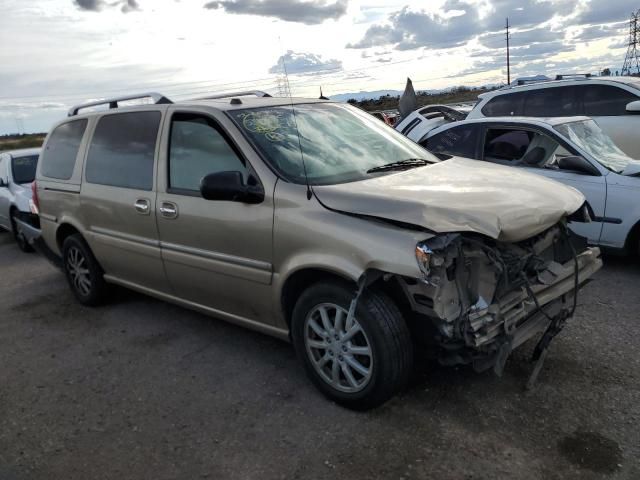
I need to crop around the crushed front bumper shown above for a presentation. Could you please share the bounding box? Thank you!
[403,232,602,374]
[467,247,602,350]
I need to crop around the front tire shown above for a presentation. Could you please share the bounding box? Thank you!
[11,212,34,253]
[291,281,413,410]
[62,234,109,306]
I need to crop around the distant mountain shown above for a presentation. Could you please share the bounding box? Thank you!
[330,90,403,102]
[330,84,499,103]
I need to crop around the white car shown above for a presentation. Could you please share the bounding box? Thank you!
[395,104,472,142]
[417,117,640,254]
[466,75,640,159]
[0,148,40,252]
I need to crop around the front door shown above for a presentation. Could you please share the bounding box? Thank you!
[481,126,606,243]
[80,110,170,293]
[155,110,275,324]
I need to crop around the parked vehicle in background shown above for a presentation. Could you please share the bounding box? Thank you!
[32,92,601,409]
[419,116,640,254]
[395,104,473,142]
[0,148,40,252]
[370,110,399,127]
[467,75,640,158]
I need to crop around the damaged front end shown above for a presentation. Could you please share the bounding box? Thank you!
[402,223,602,377]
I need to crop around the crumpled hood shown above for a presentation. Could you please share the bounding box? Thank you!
[314,157,585,242]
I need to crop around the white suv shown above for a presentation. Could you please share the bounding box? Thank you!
[467,76,640,158]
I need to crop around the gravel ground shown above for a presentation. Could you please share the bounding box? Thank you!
[0,230,638,480]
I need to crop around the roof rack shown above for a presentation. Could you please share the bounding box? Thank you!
[68,92,172,117]
[193,90,272,100]
[516,78,549,86]
[555,73,592,80]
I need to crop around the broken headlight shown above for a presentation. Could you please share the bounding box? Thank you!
[415,241,446,278]
[415,244,433,276]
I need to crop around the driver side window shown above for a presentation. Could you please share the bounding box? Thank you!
[483,128,559,168]
[169,113,249,193]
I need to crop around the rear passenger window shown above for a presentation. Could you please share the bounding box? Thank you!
[523,86,580,116]
[582,85,638,116]
[85,111,161,191]
[42,119,87,180]
[168,113,248,192]
[481,92,526,116]
[423,125,479,158]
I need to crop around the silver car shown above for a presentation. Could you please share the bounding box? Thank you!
[32,92,601,409]
[0,148,40,252]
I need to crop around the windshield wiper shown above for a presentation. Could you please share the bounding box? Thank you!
[366,158,432,174]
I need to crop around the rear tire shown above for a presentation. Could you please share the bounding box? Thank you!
[291,281,413,410]
[11,212,34,253]
[62,234,109,306]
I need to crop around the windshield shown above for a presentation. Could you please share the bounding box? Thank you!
[228,103,435,185]
[554,119,636,173]
[11,155,38,184]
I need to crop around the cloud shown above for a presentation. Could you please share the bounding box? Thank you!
[479,27,564,49]
[575,21,627,42]
[74,0,140,13]
[121,0,141,13]
[577,0,638,24]
[74,0,103,11]
[204,0,348,25]
[269,50,342,75]
[347,1,580,51]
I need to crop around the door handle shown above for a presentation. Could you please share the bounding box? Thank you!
[134,198,150,215]
[160,202,178,219]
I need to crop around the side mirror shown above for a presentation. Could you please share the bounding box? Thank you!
[557,156,600,176]
[200,171,264,204]
[626,100,640,114]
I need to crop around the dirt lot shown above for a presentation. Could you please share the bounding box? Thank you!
[0,230,638,480]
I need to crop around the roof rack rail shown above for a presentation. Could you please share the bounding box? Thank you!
[194,90,272,100]
[68,92,172,117]
[516,78,549,86]
[555,73,592,80]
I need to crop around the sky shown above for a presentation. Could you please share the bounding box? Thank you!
[0,0,637,134]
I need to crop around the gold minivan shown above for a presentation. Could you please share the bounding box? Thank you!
[33,92,601,409]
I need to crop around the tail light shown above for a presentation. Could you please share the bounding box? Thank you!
[30,181,40,214]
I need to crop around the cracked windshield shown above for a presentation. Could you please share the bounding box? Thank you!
[230,103,432,185]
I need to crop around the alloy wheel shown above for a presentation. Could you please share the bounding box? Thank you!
[66,246,92,296]
[304,303,373,393]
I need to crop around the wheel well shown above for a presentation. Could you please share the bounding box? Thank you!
[625,220,640,256]
[281,269,355,328]
[56,223,80,251]
[280,268,414,330]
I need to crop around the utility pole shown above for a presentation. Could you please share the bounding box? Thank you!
[505,17,511,84]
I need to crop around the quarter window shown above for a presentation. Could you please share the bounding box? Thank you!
[582,85,638,116]
[41,120,87,180]
[168,113,248,192]
[85,111,161,191]
[423,125,479,158]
